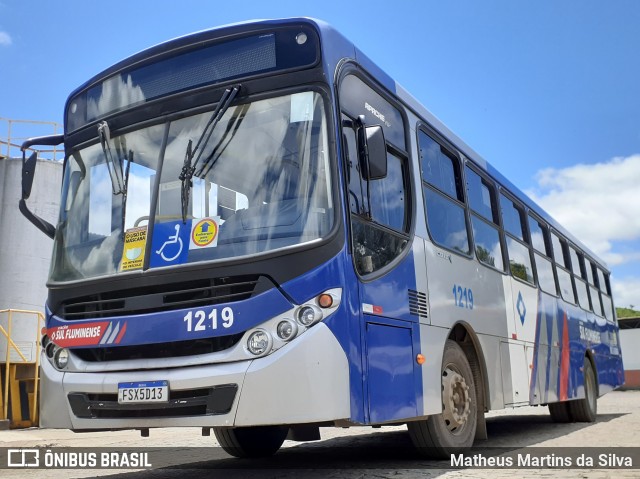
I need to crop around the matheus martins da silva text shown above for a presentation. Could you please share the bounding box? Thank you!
[451,453,633,468]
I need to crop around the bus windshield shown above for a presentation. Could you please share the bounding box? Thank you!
[50,91,333,282]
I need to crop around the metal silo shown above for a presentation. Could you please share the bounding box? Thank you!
[0,156,61,363]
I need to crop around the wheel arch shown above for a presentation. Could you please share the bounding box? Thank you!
[447,321,490,413]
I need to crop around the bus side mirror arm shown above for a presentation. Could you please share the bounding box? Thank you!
[19,198,56,239]
[19,134,64,239]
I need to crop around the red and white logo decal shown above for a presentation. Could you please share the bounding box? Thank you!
[48,321,127,348]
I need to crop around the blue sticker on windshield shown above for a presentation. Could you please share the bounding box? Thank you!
[150,221,191,268]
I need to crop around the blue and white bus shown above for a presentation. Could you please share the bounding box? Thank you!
[21,18,623,458]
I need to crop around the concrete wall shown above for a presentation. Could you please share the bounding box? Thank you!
[620,328,640,388]
[0,157,61,360]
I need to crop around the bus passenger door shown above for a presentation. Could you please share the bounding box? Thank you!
[340,100,420,424]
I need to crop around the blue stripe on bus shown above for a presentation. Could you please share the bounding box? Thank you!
[530,292,624,406]
[47,286,293,348]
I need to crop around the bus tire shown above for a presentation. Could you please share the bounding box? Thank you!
[568,357,598,422]
[408,339,477,458]
[213,426,288,458]
[548,401,572,423]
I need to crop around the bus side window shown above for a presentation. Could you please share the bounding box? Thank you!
[597,267,614,321]
[528,215,556,294]
[466,166,504,270]
[343,114,410,275]
[419,130,470,255]
[571,247,590,311]
[500,193,534,284]
[551,232,576,304]
[587,260,604,316]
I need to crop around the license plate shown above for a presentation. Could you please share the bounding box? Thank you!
[118,380,169,404]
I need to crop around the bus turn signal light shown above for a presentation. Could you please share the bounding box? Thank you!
[416,354,426,365]
[318,294,333,309]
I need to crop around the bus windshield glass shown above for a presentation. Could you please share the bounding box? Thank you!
[50,91,333,282]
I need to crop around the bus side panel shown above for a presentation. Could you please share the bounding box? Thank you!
[570,310,624,396]
[365,321,417,423]
[423,240,508,411]
[501,276,540,406]
[530,292,577,404]
[530,291,560,404]
[358,246,424,423]
[530,291,624,405]
[419,323,451,415]
[592,323,624,395]
[280,247,367,424]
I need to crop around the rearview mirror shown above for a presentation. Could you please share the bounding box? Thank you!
[19,134,64,238]
[364,125,387,180]
[22,151,38,200]
[357,122,387,182]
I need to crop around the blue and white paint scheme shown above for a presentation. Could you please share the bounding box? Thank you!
[34,17,623,448]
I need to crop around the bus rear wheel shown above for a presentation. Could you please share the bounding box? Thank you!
[548,401,572,423]
[408,340,477,458]
[568,357,598,422]
[214,425,288,458]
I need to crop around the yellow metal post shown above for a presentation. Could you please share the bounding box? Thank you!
[0,309,43,427]
[2,310,11,421]
[32,313,41,424]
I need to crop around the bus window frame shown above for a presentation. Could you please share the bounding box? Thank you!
[464,162,506,274]
[549,229,578,305]
[527,211,559,296]
[570,245,592,313]
[499,188,536,287]
[596,265,615,322]
[337,66,415,281]
[417,124,472,259]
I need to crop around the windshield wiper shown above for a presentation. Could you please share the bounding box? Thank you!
[179,85,241,223]
[98,121,126,195]
[97,121,132,237]
[120,150,133,237]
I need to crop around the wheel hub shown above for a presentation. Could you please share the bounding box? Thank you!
[442,367,471,432]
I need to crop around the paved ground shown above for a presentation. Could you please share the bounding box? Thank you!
[1,390,638,478]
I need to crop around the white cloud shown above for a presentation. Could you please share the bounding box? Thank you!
[0,31,11,46]
[612,277,640,311]
[526,154,640,309]
[526,154,640,267]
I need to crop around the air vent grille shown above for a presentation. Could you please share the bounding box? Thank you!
[408,289,428,319]
[58,275,267,320]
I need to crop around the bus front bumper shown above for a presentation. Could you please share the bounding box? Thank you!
[40,323,350,430]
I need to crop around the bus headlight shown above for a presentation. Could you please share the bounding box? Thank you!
[240,288,341,359]
[276,320,297,341]
[297,305,322,327]
[246,330,272,356]
[45,341,57,359]
[54,348,69,369]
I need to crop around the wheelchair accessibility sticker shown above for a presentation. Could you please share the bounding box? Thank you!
[150,221,190,267]
[150,217,221,268]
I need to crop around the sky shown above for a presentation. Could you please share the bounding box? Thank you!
[1,1,639,309]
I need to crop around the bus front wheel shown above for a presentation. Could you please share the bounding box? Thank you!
[214,425,288,458]
[408,339,477,458]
